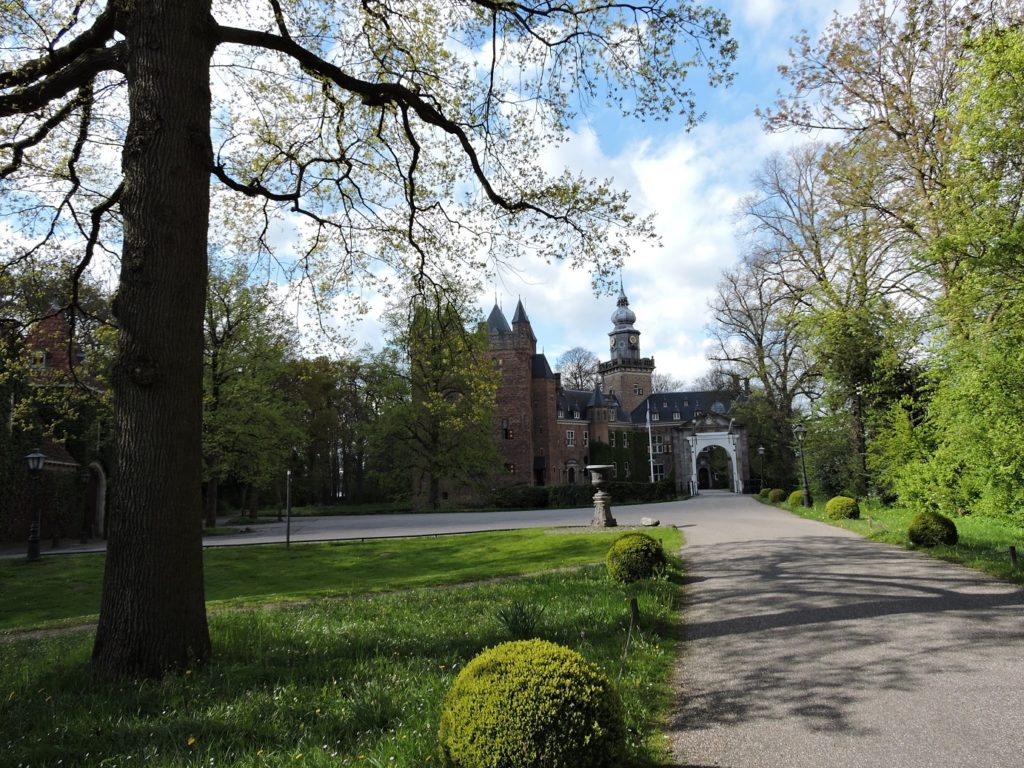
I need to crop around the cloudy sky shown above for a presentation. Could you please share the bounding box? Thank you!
[341,0,858,383]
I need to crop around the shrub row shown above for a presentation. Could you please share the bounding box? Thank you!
[492,478,676,510]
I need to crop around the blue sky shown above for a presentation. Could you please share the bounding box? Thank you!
[341,0,857,383]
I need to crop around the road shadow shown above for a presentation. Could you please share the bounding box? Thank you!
[669,534,1024,744]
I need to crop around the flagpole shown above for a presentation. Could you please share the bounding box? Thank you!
[647,401,655,483]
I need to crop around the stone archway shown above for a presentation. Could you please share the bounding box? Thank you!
[676,415,749,495]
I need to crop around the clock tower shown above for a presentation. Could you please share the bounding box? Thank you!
[598,285,655,414]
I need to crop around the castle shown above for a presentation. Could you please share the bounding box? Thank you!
[486,286,751,494]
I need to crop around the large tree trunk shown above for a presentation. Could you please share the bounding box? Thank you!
[92,0,214,678]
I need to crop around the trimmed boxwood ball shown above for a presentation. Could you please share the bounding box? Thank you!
[908,510,959,547]
[605,532,666,583]
[825,496,860,519]
[438,639,626,768]
[787,489,806,507]
[758,487,771,499]
[767,488,786,503]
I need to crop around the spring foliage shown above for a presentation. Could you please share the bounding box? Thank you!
[908,510,959,547]
[825,495,860,519]
[605,532,666,583]
[438,639,626,768]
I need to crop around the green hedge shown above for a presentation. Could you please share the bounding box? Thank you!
[438,639,626,768]
[825,496,860,519]
[492,477,676,511]
[605,533,666,583]
[908,510,958,547]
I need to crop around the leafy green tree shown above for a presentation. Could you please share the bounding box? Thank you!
[759,0,1015,292]
[888,27,1024,520]
[0,0,736,677]
[374,285,501,510]
[202,262,302,525]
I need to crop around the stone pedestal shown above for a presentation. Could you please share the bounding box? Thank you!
[586,465,617,527]
[591,490,616,527]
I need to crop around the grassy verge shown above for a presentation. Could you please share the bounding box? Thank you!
[774,499,1024,584]
[0,527,680,632]
[0,530,682,767]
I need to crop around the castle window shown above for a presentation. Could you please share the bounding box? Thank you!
[653,464,666,482]
[624,461,631,478]
[29,350,48,369]
[557,409,565,419]
[504,428,514,440]
[712,401,726,414]
[672,412,681,421]
[573,409,580,419]
[612,462,618,478]
[623,433,629,448]
[566,430,575,447]
[609,432,616,448]
[505,463,516,474]
[633,383,640,395]
[651,434,664,454]
[583,431,589,447]
[652,412,660,422]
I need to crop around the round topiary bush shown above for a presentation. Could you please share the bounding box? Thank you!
[787,489,806,507]
[768,488,786,503]
[825,496,860,519]
[438,639,626,768]
[758,487,771,500]
[908,510,958,547]
[605,532,666,583]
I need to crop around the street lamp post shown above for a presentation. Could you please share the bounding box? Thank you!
[25,449,45,562]
[757,445,765,491]
[285,469,292,549]
[792,424,812,507]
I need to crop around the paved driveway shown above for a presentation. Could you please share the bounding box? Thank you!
[667,493,1024,768]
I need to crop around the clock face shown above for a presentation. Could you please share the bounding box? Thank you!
[629,335,638,345]
[609,338,616,349]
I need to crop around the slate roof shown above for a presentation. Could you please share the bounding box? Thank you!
[629,390,742,426]
[532,353,555,379]
[487,304,512,335]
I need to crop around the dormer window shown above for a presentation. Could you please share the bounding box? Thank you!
[557,409,565,419]
[652,412,660,422]
[573,410,580,419]
[672,412,681,421]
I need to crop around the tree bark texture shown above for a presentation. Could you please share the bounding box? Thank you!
[92,0,214,678]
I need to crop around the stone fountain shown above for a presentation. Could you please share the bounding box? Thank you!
[585,464,617,527]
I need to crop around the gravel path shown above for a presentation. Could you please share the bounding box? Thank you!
[666,493,1024,768]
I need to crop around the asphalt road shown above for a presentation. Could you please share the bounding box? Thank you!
[666,493,1024,768]
[0,499,682,557]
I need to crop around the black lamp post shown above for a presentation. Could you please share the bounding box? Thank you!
[25,448,45,561]
[792,424,812,507]
[757,445,765,491]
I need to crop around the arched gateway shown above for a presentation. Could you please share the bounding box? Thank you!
[672,413,750,495]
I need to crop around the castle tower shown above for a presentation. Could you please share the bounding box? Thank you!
[598,285,654,414]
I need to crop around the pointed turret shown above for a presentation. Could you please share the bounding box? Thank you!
[511,298,537,342]
[487,303,512,336]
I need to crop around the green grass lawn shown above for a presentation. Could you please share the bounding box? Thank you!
[0,527,682,767]
[0,527,679,631]
[776,499,1024,584]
